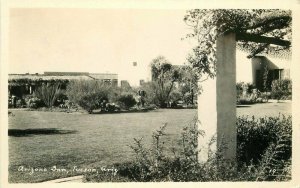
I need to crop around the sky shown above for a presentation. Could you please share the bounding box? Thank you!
[9,8,194,85]
[9,8,274,86]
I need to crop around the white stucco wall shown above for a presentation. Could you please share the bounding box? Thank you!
[236,49,291,84]
[236,50,253,83]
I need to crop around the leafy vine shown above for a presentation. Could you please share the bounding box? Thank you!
[184,9,292,79]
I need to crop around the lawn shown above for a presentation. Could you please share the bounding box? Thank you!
[9,109,197,183]
[8,101,291,183]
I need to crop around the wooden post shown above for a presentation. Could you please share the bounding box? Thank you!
[198,33,237,162]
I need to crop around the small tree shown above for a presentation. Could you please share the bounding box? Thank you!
[261,65,270,101]
[139,82,158,106]
[150,56,181,108]
[262,65,269,92]
[177,66,199,105]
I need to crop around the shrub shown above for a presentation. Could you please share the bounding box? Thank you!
[236,82,244,98]
[66,80,112,113]
[236,84,269,104]
[271,79,292,101]
[54,91,68,106]
[25,95,44,109]
[34,83,62,107]
[104,103,121,112]
[77,92,109,113]
[236,82,259,104]
[237,115,291,165]
[16,98,26,108]
[237,98,255,105]
[8,96,26,108]
[117,93,137,110]
[86,114,292,182]
[139,82,159,106]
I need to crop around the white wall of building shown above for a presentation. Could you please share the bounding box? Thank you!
[236,50,253,83]
[236,49,291,84]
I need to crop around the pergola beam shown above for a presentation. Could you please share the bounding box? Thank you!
[236,32,291,47]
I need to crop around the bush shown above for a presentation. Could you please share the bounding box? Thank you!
[104,103,121,112]
[77,92,109,113]
[86,114,292,182]
[236,82,244,98]
[237,115,291,165]
[236,82,260,104]
[54,91,68,106]
[139,82,158,106]
[271,79,292,101]
[117,93,137,110]
[24,95,44,109]
[66,80,112,113]
[237,98,255,105]
[34,83,62,107]
[8,96,26,108]
[16,98,26,108]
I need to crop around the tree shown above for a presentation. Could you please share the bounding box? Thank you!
[139,81,158,105]
[177,66,200,105]
[184,9,292,78]
[262,65,269,92]
[150,56,181,107]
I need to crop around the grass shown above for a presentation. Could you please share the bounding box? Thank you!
[236,101,291,117]
[8,102,291,183]
[8,109,196,183]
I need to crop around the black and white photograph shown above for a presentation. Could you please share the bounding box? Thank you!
[1,0,300,187]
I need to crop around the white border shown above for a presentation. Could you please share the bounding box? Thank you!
[1,0,299,188]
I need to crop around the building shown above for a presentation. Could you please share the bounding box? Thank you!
[89,73,118,86]
[120,80,131,89]
[43,72,118,86]
[8,72,118,98]
[44,72,90,76]
[236,50,291,91]
[251,56,291,91]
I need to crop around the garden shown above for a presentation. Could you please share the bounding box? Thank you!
[8,103,291,182]
[8,9,293,183]
[236,79,292,105]
[8,57,199,113]
[7,63,293,183]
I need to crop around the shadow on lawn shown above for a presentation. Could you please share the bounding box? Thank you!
[236,105,252,108]
[8,128,77,137]
[92,108,151,115]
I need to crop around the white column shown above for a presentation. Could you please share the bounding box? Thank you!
[198,33,237,162]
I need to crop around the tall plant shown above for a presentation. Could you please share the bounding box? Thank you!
[65,80,112,113]
[150,56,181,107]
[34,83,61,107]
